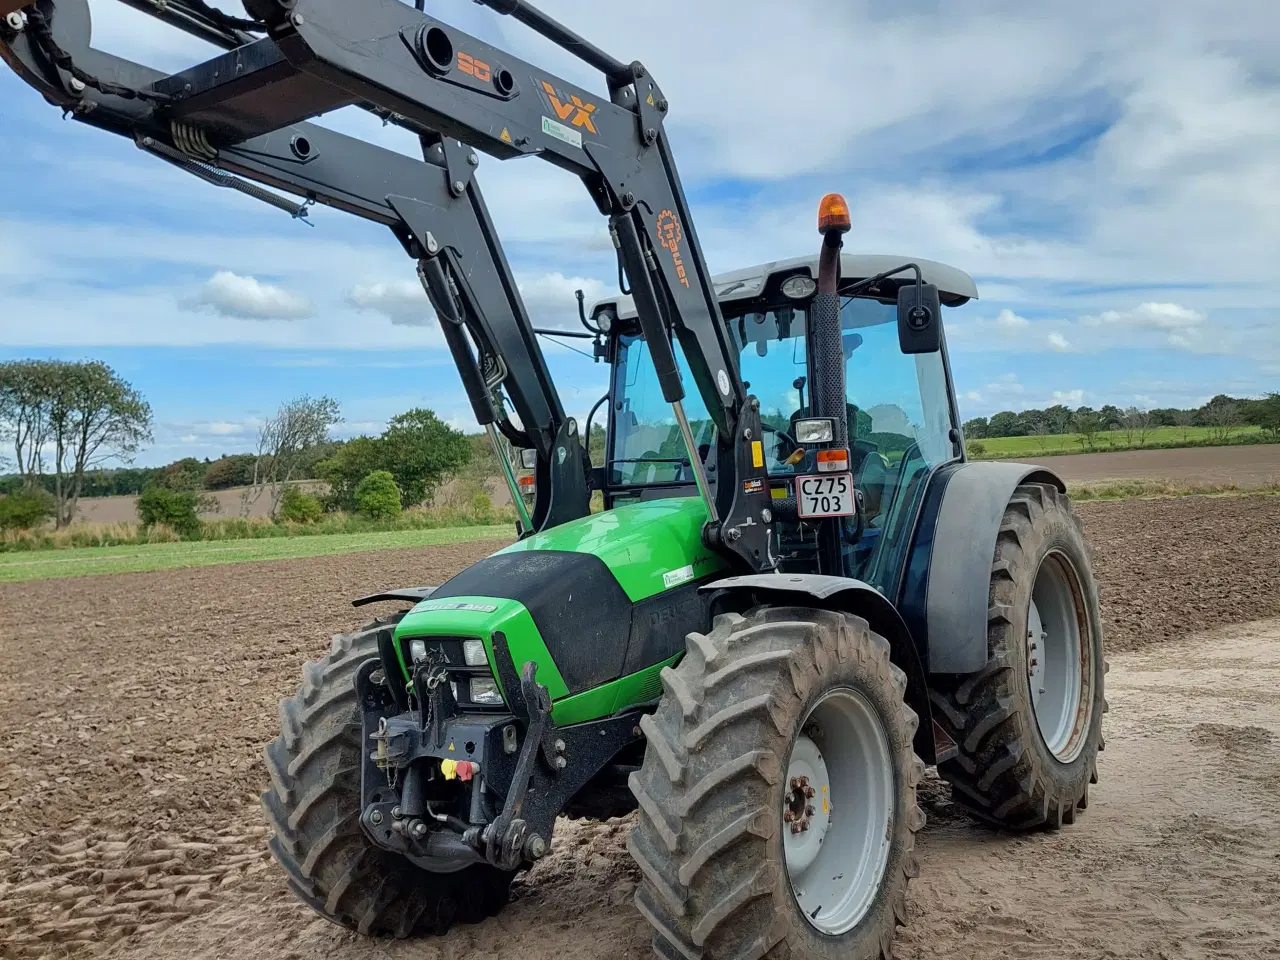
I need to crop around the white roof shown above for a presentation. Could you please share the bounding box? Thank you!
[592,252,979,320]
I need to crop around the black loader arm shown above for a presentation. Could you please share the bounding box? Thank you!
[0,0,590,532]
[41,0,774,572]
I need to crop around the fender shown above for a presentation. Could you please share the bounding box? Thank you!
[700,574,943,765]
[351,586,437,608]
[910,460,1066,674]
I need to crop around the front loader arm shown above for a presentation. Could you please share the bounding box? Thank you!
[1,0,591,532]
[233,0,775,570]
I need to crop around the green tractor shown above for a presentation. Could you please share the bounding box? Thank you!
[2,0,1106,956]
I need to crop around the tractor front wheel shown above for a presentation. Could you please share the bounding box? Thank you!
[628,606,925,960]
[261,615,514,937]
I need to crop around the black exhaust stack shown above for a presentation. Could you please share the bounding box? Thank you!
[810,194,853,575]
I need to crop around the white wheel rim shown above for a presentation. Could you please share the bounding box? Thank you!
[1027,550,1091,761]
[784,688,894,935]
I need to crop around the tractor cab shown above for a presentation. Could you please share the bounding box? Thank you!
[595,253,977,596]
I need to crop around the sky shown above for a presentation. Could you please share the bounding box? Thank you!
[1,0,1277,466]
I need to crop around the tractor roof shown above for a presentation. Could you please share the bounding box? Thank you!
[592,253,979,320]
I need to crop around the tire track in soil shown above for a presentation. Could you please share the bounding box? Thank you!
[1,495,1279,958]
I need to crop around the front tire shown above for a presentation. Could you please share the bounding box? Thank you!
[931,482,1107,829]
[628,606,925,960]
[261,615,514,937]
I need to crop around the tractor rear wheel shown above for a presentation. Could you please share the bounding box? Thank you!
[628,606,925,960]
[932,482,1106,829]
[261,614,514,937]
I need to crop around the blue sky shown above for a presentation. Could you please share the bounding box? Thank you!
[2,0,1277,465]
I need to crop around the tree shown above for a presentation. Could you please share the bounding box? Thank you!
[136,485,202,538]
[242,395,342,517]
[1244,392,1280,441]
[162,457,206,492]
[1044,405,1073,435]
[279,485,323,523]
[316,435,384,512]
[203,453,257,490]
[378,408,471,506]
[962,417,989,440]
[317,408,470,511]
[0,360,57,489]
[988,410,1025,438]
[1202,395,1241,443]
[1119,407,1152,447]
[1073,409,1108,451]
[1098,405,1122,430]
[0,488,55,531]
[14,361,153,528]
[1171,408,1196,443]
[354,470,402,520]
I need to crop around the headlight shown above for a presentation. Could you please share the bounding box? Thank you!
[462,639,488,666]
[470,677,504,705]
[409,638,428,663]
[794,417,835,443]
[780,275,817,300]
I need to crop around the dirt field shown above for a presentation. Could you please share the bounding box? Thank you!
[1023,442,1280,486]
[2,495,1280,959]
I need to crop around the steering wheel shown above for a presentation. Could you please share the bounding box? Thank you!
[760,422,800,463]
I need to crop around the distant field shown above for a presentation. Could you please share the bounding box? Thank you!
[0,525,513,583]
[975,425,1266,457]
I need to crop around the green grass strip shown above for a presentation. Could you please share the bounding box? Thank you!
[0,525,514,583]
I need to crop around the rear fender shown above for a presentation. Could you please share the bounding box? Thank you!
[700,574,941,765]
[908,461,1066,674]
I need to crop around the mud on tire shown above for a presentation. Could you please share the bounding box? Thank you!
[627,605,926,960]
[931,482,1107,830]
[261,614,513,937]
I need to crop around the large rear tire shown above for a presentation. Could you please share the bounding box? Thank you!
[628,606,925,960]
[931,482,1106,829]
[261,615,514,937]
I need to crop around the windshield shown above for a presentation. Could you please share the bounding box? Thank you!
[608,297,956,486]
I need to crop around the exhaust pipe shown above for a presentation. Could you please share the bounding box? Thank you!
[808,193,853,575]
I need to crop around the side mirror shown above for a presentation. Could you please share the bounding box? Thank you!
[897,282,942,354]
[518,448,538,470]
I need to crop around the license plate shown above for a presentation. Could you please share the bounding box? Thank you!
[796,472,855,519]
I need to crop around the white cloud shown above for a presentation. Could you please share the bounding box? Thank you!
[1047,331,1072,352]
[1082,302,1204,331]
[192,271,311,321]
[346,279,436,327]
[517,273,608,322]
[1052,389,1085,406]
[995,309,1030,330]
[207,422,246,436]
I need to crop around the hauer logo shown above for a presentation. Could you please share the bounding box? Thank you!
[540,81,597,134]
[655,209,690,288]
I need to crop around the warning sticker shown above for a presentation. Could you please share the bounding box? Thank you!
[662,564,695,589]
[500,127,513,143]
[542,115,582,149]
[742,478,765,495]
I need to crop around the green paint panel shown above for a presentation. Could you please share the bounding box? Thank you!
[389,497,728,724]
[551,653,679,726]
[496,496,727,601]
[393,595,568,701]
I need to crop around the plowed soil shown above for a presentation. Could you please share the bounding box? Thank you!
[2,494,1279,960]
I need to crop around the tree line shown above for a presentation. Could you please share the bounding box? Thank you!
[964,393,1280,449]
[1,359,477,534]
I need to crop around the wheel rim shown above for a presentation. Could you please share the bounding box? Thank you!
[1027,550,1092,761]
[783,687,894,936]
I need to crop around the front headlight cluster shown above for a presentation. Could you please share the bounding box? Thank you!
[405,636,503,706]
